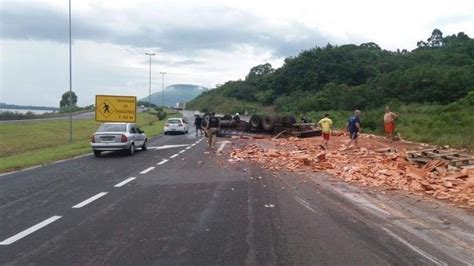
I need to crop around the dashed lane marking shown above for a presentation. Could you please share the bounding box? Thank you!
[140,167,155,174]
[185,146,191,150]
[179,150,186,154]
[147,144,189,150]
[157,159,169,165]
[0,216,62,245]
[72,192,108,209]
[114,177,136,188]
[170,154,179,159]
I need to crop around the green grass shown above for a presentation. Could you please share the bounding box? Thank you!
[0,111,181,173]
[306,103,474,150]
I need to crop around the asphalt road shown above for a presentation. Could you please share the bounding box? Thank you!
[1,111,473,265]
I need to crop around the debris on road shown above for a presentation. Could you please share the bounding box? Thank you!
[230,134,474,208]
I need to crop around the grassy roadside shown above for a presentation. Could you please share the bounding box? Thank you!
[305,103,474,150]
[189,92,474,150]
[0,111,181,173]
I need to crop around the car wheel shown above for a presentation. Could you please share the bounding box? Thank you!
[142,140,147,151]
[128,143,135,156]
[164,131,168,135]
[93,150,101,157]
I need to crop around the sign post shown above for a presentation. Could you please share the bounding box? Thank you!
[95,95,137,122]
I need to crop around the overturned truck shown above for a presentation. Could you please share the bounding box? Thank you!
[218,114,322,138]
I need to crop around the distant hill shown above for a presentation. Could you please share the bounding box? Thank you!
[140,84,207,107]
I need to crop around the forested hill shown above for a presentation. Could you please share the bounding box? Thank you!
[187,29,474,114]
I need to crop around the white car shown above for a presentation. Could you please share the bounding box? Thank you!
[164,118,188,134]
[91,123,147,156]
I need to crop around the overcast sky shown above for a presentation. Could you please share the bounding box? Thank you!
[1,0,473,107]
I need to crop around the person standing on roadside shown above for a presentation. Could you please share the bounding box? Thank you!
[346,110,361,149]
[318,113,333,149]
[194,114,203,137]
[384,106,397,142]
[206,112,220,148]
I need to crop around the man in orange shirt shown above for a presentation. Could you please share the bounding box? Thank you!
[384,106,397,142]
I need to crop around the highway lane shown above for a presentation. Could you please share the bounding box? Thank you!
[1,111,471,264]
[0,127,199,236]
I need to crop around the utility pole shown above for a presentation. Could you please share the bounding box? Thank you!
[160,72,166,108]
[145,53,155,122]
[68,0,73,143]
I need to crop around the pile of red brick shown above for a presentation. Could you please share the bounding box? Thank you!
[229,135,474,208]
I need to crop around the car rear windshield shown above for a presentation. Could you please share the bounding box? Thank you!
[97,124,127,132]
[167,119,181,124]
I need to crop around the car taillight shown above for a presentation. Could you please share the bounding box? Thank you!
[121,134,128,143]
[91,135,95,143]
[165,123,170,126]
[178,123,183,127]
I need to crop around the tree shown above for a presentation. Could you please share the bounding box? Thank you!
[427,29,443,47]
[246,63,274,80]
[60,91,78,108]
[417,40,428,48]
[360,42,381,50]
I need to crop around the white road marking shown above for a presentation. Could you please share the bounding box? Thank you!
[185,146,191,150]
[382,227,446,265]
[294,196,318,213]
[140,167,155,174]
[72,192,108,208]
[0,216,62,245]
[308,176,390,218]
[179,150,186,153]
[114,177,136,188]
[157,159,169,165]
[147,144,190,150]
[217,140,231,153]
[170,154,179,159]
[191,144,196,147]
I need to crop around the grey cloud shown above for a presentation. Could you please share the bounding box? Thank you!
[0,2,108,42]
[0,1,329,57]
[143,58,205,66]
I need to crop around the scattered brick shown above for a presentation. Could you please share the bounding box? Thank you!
[229,134,474,208]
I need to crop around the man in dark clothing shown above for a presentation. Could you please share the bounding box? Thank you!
[194,115,203,137]
[206,112,220,148]
[346,110,361,149]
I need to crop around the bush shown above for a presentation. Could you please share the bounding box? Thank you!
[156,111,167,120]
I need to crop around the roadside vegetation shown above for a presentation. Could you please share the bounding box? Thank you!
[0,108,93,121]
[0,110,181,173]
[187,29,474,150]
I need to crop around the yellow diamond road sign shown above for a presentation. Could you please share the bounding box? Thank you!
[95,95,136,122]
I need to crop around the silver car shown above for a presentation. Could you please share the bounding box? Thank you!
[91,123,147,157]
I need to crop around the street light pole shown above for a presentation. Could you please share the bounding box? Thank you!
[145,53,155,121]
[160,72,166,108]
[68,0,73,143]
